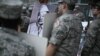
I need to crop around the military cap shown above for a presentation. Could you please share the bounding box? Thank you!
[0,0,23,19]
[57,0,75,4]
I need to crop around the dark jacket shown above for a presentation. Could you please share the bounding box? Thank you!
[81,16,100,56]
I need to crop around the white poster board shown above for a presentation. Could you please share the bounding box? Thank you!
[20,33,48,56]
[43,13,57,38]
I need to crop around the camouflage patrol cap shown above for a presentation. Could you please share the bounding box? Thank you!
[57,0,75,10]
[0,0,23,19]
[57,0,75,4]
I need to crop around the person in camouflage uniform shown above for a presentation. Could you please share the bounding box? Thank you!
[46,0,82,56]
[0,0,35,56]
[81,2,100,56]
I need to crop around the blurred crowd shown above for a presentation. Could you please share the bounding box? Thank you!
[0,0,100,56]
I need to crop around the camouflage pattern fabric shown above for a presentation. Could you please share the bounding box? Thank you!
[81,16,100,56]
[49,11,82,56]
[0,27,35,56]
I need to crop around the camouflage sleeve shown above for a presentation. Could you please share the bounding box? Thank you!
[81,21,98,56]
[49,19,69,46]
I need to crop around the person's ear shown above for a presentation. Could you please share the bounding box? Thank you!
[98,10,100,13]
[63,4,67,9]
[97,9,100,13]
[17,25,21,32]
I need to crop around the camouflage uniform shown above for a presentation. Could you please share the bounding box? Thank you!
[0,27,35,56]
[49,11,82,56]
[81,16,100,56]
[0,0,35,56]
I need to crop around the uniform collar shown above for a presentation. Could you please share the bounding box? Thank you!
[63,10,73,15]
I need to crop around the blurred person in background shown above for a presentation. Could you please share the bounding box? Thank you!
[0,0,35,56]
[27,0,49,37]
[73,5,85,21]
[81,1,100,56]
[46,0,82,56]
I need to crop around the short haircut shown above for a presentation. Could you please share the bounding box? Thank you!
[0,17,22,30]
[96,2,100,10]
[91,1,100,10]
[39,0,48,3]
